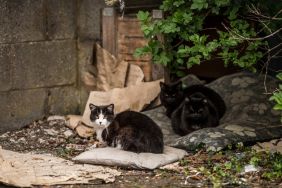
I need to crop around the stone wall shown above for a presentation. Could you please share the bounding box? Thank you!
[0,0,106,133]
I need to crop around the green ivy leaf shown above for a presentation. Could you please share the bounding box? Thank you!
[173,0,185,7]
[228,6,239,20]
[215,0,230,7]
[276,73,282,80]
[273,104,282,110]
[187,55,201,67]
[158,51,171,66]
[134,46,151,57]
[137,11,150,22]
[176,70,186,77]
[191,0,208,10]
[160,22,180,34]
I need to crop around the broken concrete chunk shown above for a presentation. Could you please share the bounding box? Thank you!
[47,115,66,122]
[44,129,59,136]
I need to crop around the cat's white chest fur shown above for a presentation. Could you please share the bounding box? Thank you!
[95,128,105,142]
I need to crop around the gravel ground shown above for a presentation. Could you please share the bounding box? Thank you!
[0,118,281,187]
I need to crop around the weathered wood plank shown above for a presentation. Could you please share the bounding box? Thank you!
[117,18,144,37]
[117,37,148,54]
[118,53,151,62]
[102,7,117,56]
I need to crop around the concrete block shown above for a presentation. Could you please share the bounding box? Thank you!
[0,0,45,43]
[0,44,12,91]
[47,0,76,40]
[78,40,95,71]
[78,0,106,40]
[12,40,77,89]
[47,86,80,115]
[0,89,47,133]
[77,40,96,112]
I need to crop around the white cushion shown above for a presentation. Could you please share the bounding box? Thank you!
[73,146,187,170]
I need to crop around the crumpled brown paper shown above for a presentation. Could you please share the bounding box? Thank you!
[82,79,162,126]
[67,44,162,136]
[65,115,94,138]
[0,147,121,187]
[66,79,162,137]
[96,44,144,91]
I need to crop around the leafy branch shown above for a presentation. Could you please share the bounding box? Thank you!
[134,0,281,78]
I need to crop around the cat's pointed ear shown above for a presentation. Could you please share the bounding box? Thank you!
[89,103,97,111]
[185,97,190,102]
[176,82,182,90]
[107,104,114,113]
[159,82,165,90]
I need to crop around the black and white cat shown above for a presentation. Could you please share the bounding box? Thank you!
[171,92,220,136]
[89,104,115,143]
[89,103,164,153]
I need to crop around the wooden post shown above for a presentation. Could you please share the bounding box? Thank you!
[151,9,168,82]
[102,7,117,56]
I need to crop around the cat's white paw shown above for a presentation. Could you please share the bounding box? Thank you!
[87,141,107,150]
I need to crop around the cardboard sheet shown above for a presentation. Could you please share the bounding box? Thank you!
[0,147,121,187]
[67,44,162,135]
[82,79,162,126]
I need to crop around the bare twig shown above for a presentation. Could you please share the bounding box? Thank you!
[222,23,282,41]
[248,4,282,21]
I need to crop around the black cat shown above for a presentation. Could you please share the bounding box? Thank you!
[160,82,226,119]
[181,84,226,119]
[160,81,184,117]
[89,103,164,153]
[171,92,221,136]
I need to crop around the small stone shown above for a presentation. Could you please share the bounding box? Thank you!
[47,115,66,122]
[242,164,259,173]
[244,131,256,137]
[38,120,44,124]
[231,78,241,86]
[189,137,197,142]
[44,129,59,136]
[207,146,217,152]
[245,77,256,84]
[38,138,45,144]
[63,130,74,138]
[208,132,225,138]
[18,137,26,142]
[9,138,17,143]
[49,121,58,126]
[66,144,85,151]
[0,133,9,138]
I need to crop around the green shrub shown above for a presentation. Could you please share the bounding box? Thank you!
[134,0,281,77]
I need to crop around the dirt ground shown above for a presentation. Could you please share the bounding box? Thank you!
[0,118,281,188]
